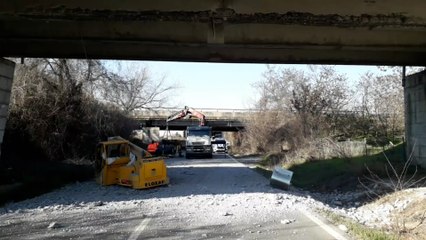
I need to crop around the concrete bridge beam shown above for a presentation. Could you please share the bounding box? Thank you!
[2,0,426,64]
[139,118,245,132]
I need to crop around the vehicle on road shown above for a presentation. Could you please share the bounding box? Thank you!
[211,137,227,153]
[186,125,213,158]
[132,127,184,157]
[95,136,169,189]
[166,106,213,159]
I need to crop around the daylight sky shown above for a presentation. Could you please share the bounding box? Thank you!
[109,61,380,109]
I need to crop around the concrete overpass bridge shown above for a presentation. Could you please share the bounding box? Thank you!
[0,0,426,167]
[133,108,251,131]
[2,0,426,65]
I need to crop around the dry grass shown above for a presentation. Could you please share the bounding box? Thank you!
[359,188,426,240]
[321,209,398,240]
[386,189,425,239]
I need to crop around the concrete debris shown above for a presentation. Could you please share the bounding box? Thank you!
[280,219,295,225]
[92,201,104,207]
[47,222,61,229]
[2,157,424,239]
[338,224,348,232]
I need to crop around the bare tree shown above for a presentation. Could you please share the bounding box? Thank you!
[99,63,176,114]
[355,67,407,144]
[10,59,43,109]
[236,65,352,157]
[254,65,350,137]
[6,58,136,161]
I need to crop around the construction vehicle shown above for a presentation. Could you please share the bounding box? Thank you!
[166,106,213,159]
[185,126,213,158]
[95,136,169,189]
[166,106,207,126]
[130,127,184,157]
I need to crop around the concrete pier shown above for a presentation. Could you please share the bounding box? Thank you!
[405,71,426,168]
[0,59,14,157]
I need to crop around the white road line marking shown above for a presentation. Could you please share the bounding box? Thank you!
[226,154,248,166]
[230,155,347,239]
[128,217,151,240]
[168,163,244,168]
[299,208,348,240]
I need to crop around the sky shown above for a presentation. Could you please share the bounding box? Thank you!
[108,61,380,109]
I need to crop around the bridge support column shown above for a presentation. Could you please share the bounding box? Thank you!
[405,70,426,168]
[0,58,15,159]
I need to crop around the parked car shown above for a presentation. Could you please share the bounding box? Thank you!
[211,137,227,153]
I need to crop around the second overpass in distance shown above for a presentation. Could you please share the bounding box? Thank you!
[133,107,252,131]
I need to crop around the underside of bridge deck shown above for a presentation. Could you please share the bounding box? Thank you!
[139,118,244,132]
[2,0,426,65]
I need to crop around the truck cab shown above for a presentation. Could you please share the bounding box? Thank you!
[185,126,212,159]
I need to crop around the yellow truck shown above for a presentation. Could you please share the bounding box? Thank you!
[95,137,169,189]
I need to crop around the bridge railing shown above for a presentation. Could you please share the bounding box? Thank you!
[132,107,260,120]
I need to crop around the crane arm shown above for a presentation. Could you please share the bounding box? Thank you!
[186,107,206,126]
[166,108,188,122]
[165,106,206,126]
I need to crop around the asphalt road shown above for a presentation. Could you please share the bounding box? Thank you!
[0,154,349,240]
[137,154,346,240]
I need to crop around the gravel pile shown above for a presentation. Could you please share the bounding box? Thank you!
[235,155,426,233]
[0,158,332,239]
[304,186,424,230]
[0,181,331,239]
[1,156,422,239]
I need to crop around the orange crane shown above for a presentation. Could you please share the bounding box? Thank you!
[166,106,212,159]
[166,106,206,126]
[147,106,205,156]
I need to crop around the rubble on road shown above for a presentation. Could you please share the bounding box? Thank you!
[338,224,348,232]
[48,222,61,229]
[1,156,424,239]
[280,219,295,225]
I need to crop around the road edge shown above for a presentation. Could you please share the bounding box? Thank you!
[228,153,350,240]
